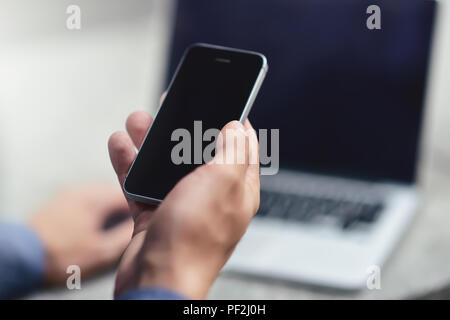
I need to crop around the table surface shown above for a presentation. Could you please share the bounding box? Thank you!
[1,0,449,300]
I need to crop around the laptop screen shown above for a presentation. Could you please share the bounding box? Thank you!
[168,0,436,183]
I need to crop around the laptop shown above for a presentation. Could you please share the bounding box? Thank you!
[168,0,437,289]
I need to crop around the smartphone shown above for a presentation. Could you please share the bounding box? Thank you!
[124,43,268,204]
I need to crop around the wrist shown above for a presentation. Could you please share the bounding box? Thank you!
[28,221,54,285]
[136,250,213,299]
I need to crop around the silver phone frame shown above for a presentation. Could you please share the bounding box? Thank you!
[124,43,268,205]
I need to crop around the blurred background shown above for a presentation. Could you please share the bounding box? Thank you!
[0,0,450,299]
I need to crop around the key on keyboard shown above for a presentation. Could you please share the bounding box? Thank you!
[257,190,383,230]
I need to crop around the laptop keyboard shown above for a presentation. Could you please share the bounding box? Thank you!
[256,190,383,230]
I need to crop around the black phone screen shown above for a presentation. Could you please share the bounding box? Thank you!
[124,44,266,201]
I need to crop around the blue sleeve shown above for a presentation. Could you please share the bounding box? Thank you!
[0,223,45,299]
[117,288,187,300]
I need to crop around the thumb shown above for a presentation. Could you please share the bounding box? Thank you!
[210,120,249,176]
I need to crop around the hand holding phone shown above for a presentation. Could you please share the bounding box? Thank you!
[108,43,267,297]
[124,44,268,203]
[109,111,261,298]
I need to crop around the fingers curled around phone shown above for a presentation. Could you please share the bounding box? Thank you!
[125,111,153,149]
[108,131,136,186]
